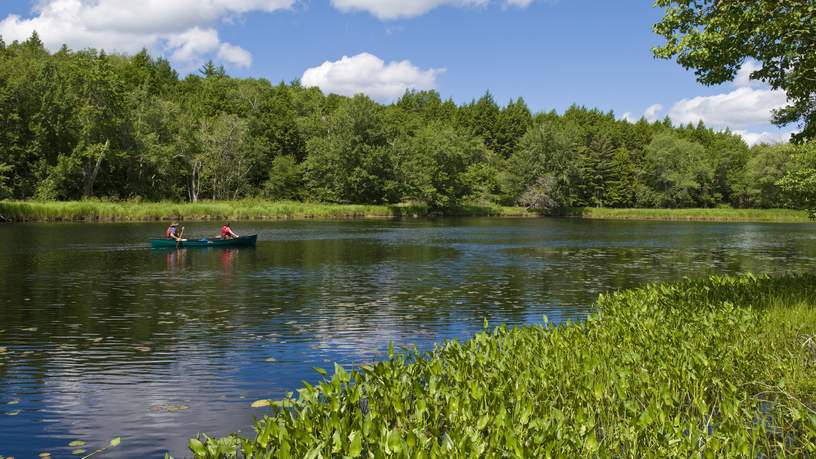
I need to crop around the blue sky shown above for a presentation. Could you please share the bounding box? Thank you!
[0,0,795,144]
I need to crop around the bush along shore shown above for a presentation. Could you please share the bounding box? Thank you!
[0,200,532,223]
[186,274,816,458]
[569,207,812,223]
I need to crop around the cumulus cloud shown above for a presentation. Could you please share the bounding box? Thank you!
[330,0,533,20]
[637,60,797,145]
[644,103,663,121]
[218,43,253,67]
[666,87,787,128]
[733,130,795,147]
[0,0,292,67]
[661,60,788,129]
[301,53,444,101]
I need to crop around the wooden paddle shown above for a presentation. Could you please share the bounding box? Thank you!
[176,226,185,247]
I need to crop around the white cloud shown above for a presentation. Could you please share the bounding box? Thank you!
[166,27,220,63]
[620,112,635,122]
[218,43,253,67]
[666,87,787,129]
[638,60,797,145]
[0,0,292,67]
[301,53,444,101]
[644,103,663,121]
[504,0,535,7]
[733,130,794,147]
[330,0,533,20]
[659,60,788,129]
[733,59,763,89]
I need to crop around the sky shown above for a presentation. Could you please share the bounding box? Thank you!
[0,0,796,145]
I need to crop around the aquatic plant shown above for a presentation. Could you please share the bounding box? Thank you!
[0,200,530,222]
[189,274,816,457]
[569,206,810,222]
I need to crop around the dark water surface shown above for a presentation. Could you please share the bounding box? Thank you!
[1,218,815,457]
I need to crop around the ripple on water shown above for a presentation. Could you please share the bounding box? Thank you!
[1,219,815,456]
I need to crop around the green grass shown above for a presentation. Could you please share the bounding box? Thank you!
[569,207,811,222]
[0,200,533,222]
[188,274,816,458]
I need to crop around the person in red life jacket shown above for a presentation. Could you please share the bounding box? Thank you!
[220,222,239,240]
[165,223,184,241]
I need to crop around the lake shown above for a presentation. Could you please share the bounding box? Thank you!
[1,218,814,457]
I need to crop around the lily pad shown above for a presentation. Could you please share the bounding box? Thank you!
[150,404,190,413]
[7,399,20,405]
[5,410,20,416]
[110,437,121,447]
[71,449,86,455]
[38,453,50,458]
[250,399,271,408]
[68,440,86,447]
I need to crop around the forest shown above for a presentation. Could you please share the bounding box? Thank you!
[1,32,814,214]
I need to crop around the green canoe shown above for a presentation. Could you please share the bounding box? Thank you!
[150,234,257,249]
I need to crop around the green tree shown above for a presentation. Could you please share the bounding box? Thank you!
[653,0,816,141]
[197,113,254,200]
[394,124,485,209]
[506,121,580,205]
[641,133,714,208]
[264,155,303,200]
[494,98,533,158]
[302,95,396,203]
[742,144,796,208]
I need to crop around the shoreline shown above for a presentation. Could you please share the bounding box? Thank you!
[0,201,811,224]
[567,206,810,223]
[0,200,534,223]
[191,273,816,457]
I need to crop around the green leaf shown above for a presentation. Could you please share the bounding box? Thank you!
[313,367,328,377]
[189,438,206,456]
[72,449,86,456]
[109,437,121,448]
[387,429,401,454]
[348,431,362,457]
[68,440,86,447]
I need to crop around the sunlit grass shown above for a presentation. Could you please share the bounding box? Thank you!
[570,207,810,222]
[0,200,533,222]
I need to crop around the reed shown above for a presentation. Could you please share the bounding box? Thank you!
[569,207,810,222]
[0,200,534,222]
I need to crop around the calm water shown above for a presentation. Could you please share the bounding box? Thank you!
[1,218,815,457]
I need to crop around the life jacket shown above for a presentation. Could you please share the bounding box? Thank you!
[165,227,175,238]
[220,226,229,237]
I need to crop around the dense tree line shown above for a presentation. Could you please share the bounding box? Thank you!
[1,33,814,212]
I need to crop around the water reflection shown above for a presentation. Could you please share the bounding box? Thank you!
[0,219,814,457]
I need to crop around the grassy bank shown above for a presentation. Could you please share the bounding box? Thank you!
[0,200,532,222]
[188,274,816,458]
[569,206,811,222]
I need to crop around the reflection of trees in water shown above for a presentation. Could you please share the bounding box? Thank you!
[1,222,816,384]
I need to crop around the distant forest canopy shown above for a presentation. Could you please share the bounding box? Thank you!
[0,33,814,212]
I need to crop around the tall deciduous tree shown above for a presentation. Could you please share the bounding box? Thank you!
[653,1,816,141]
